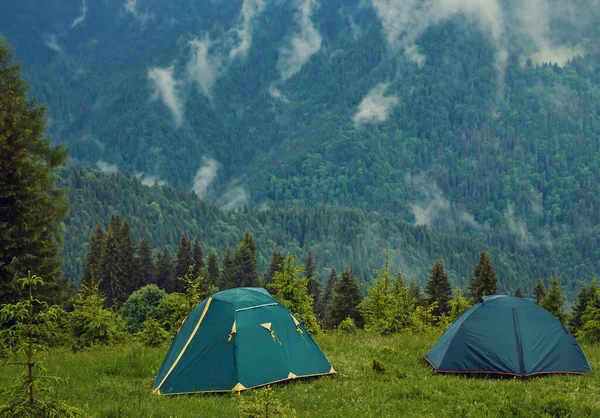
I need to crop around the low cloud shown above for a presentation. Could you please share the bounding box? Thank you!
[71,0,87,28]
[270,0,322,99]
[352,83,399,126]
[136,172,167,186]
[506,204,532,246]
[192,158,220,198]
[187,37,222,99]
[222,185,250,210]
[124,0,151,23]
[229,0,267,60]
[148,65,184,126]
[45,35,64,53]
[526,45,584,67]
[96,161,119,174]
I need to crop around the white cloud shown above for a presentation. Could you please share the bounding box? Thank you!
[270,0,322,99]
[222,185,249,210]
[45,35,63,54]
[527,45,584,67]
[71,0,87,28]
[187,36,222,99]
[148,65,184,127]
[124,0,151,23]
[192,158,220,198]
[96,161,119,174]
[230,0,267,60]
[352,83,399,126]
[136,172,167,186]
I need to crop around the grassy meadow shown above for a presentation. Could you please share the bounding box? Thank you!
[1,331,599,417]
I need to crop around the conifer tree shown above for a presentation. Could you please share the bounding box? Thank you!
[424,259,453,316]
[192,237,204,277]
[326,267,363,329]
[207,248,220,289]
[98,215,125,307]
[263,249,284,294]
[134,237,155,288]
[316,268,337,323]
[118,218,136,296]
[360,250,391,332]
[408,277,423,303]
[155,247,175,293]
[569,280,597,333]
[232,231,260,288]
[305,247,320,305]
[175,234,193,291]
[542,277,566,323]
[0,39,70,306]
[220,246,235,290]
[268,254,320,334]
[468,251,498,302]
[534,278,547,303]
[514,286,523,298]
[82,223,105,287]
[578,286,600,343]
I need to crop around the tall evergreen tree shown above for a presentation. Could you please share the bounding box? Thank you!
[232,231,260,288]
[316,268,337,323]
[192,237,204,277]
[534,279,547,303]
[263,249,284,294]
[542,277,566,323]
[424,259,453,316]
[408,277,423,303]
[175,234,193,292]
[305,248,320,305]
[117,218,136,296]
[326,267,364,328]
[207,248,220,289]
[82,223,105,287]
[155,247,175,293]
[514,286,523,298]
[134,237,154,289]
[468,251,498,302]
[220,246,235,290]
[0,39,70,306]
[569,280,597,333]
[98,215,124,307]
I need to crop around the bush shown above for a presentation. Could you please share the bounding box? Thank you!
[121,285,167,332]
[155,293,190,334]
[338,316,357,334]
[136,317,171,347]
[234,386,296,418]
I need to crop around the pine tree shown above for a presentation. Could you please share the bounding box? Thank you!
[175,234,193,292]
[316,268,337,324]
[232,231,260,288]
[268,254,320,334]
[534,278,547,303]
[569,280,597,333]
[82,223,105,287]
[98,215,125,307]
[155,247,175,293]
[360,250,392,332]
[263,249,284,294]
[192,237,204,277]
[514,286,523,298]
[408,277,423,303]
[220,246,235,290]
[468,251,498,302]
[135,237,155,288]
[305,247,320,305]
[326,267,363,329]
[118,218,136,296]
[424,259,453,316]
[207,248,220,289]
[0,39,70,306]
[542,277,566,323]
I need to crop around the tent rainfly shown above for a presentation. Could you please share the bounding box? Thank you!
[425,295,591,377]
[153,287,335,394]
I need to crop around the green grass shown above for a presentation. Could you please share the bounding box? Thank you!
[1,331,599,417]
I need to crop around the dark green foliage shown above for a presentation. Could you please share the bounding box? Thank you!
[424,260,453,316]
[82,224,105,288]
[232,231,260,288]
[263,249,284,294]
[327,268,363,329]
[534,279,547,304]
[207,248,220,290]
[0,39,70,307]
[134,237,155,288]
[372,360,385,373]
[468,252,498,302]
[569,280,597,333]
[177,265,212,311]
[514,287,523,298]
[98,216,125,307]
[155,247,175,293]
[305,248,320,305]
[174,234,193,293]
[578,285,600,343]
[315,268,337,323]
[220,247,236,290]
[121,284,167,333]
[541,277,566,323]
[154,293,189,334]
[117,219,136,296]
[192,237,204,278]
[408,278,423,303]
[136,317,170,348]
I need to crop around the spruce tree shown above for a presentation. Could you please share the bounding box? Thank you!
[220,246,235,290]
[155,247,175,293]
[135,237,155,288]
[361,251,392,333]
[468,251,498,302]
[326,267,364,329]
[82,223,105,287]
[569,280,597,333]
[514,286,523,298]
[534,279,547,303]
[192,237,204,277]
[118,218,136,296]
[232,231,260,288]
[316,268,337,324]
[207,248,220,289]
[175,234,193,291]
[263,249,284,294]
[542,277,566,323]
[305,247,320,305]
[424,259,453,316]
[0,39,70,306]
[408,277,423,303]
[98,215,124,307]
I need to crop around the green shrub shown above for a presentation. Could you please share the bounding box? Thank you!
[234,386,296,418]
[155,293,190,334]
[338,316,357,334]
[136,317,171,347]
[121,284,167,332]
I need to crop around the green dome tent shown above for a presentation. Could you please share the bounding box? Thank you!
[153,287,335,395]
[425,295,591,377]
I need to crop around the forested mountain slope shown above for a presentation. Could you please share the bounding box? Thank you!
[2,0,600,290]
